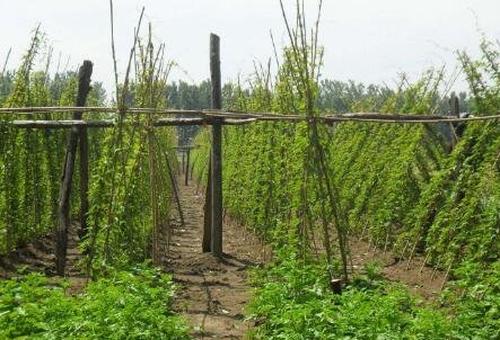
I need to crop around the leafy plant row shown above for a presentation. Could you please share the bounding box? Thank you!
[192,31,499,301]
[0,29,104,254]
[0,28,178,273]
[191,32,498,337]
[246,249,498,339]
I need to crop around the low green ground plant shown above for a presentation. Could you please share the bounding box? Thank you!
[247,251,498,339]
[0,265,190,339]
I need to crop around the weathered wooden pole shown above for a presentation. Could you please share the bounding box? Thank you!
[78,117,89,239]
[148,132,160,265]
[210,33,223,257]
[56,60,93,276]
[451,93,460,117]
[448,93,460,148]
[162,148,185,228]
[181,150,186,173]
[184,148,191,186]
[190,158,195,180]
[202,157,212,253]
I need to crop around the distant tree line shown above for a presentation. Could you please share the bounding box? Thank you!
[0,71,106,107]
[165,80,210,146]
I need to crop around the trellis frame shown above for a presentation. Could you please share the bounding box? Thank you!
[1,34,499,270]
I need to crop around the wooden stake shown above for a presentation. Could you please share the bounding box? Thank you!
[56,60,93,276]
[405,239,420,270]
[210,33,223,257]
[400,240,410,260]
[419,252,430,274]
[383,232,390,254]
[440,262,453,291]
[431,259,441,280]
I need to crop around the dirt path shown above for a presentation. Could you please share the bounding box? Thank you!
[164,176,269,339]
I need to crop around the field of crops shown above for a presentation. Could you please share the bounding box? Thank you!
[0,1,498,339]
[190,7,499,338]
[0,24,191,338]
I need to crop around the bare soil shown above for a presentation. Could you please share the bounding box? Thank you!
[0,224,84,279]
[0,223,87,296]
[349,239,446,301]
[163,177,270,339]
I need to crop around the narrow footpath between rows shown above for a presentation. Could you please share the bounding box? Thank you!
[163,175,270,339]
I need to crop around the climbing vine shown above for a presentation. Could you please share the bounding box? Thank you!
[0,28,178,276]
[193,31,498,308]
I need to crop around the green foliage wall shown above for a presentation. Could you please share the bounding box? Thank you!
[83,36,178,270]
[0,32,83,253]
[193,41,499,288]
[0,32,177,274]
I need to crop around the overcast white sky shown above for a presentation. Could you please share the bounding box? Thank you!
[1,0,499,96]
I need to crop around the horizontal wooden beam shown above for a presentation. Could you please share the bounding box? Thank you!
[172,145,200,150]
[0,106,498,124]
[1,113,498,129]
[0,106,204,116]
[5,117,211,129]
[10,120,113,128]
[321,115,500,124]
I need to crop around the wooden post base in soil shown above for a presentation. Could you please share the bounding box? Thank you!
[56,60,93,276]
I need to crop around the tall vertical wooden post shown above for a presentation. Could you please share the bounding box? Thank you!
[79,119,89,239]
[190,159,195,180]
[202,157,212,253]
[210,33,223,257]
[448,93,460,148]
[148,131,160,265]
[181,151,186,173]
[185,148,191,186]
[451,93,460,117]
[56,60,93,276]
